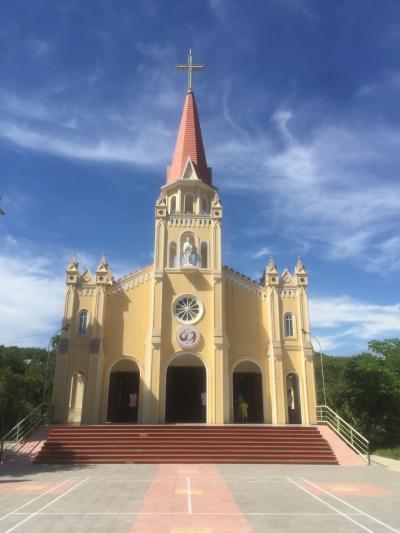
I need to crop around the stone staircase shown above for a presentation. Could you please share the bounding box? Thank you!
[34,425,339,464]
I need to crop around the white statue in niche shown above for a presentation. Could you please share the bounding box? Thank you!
[183,236,195,266]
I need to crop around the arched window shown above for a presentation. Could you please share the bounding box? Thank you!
[184,194,194,214]
[201,196,209,214]
[284,313,294,337]
[170,196,176,214]
[169,242,177,268]
[78,310,88,335]
[200,242,208,268]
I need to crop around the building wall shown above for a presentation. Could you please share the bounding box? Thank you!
[52,184,316,426]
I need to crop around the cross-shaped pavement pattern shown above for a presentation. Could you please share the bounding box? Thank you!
[0,462,399,532]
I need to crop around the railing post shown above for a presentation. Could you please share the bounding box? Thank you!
[0,439,3,464]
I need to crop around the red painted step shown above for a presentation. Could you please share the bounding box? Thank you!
[34,425,339,465]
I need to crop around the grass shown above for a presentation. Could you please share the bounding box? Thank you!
[373,447,400,460]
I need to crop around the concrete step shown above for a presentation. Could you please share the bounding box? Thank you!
[35,424,339,465]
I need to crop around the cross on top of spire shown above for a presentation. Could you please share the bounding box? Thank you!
[176,49,205,92]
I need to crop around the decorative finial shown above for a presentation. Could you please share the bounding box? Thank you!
[267,255,277,272]
[98,251,107,267]
[72,252,78,264]
[295,256,305,273]
[176,49,205,92]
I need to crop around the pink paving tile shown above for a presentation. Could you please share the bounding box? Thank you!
[302,481,395,497]
[129,464,252,533]
[0,480,74,495]
[318,425,366,466]
[8,425,52,464]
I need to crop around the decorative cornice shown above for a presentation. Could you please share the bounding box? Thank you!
[109,265,154,295]
[167,217,213,228]
[223,267,266,299]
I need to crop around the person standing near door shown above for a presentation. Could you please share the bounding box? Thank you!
[129,392,138,422]
[239,398,248,423]
[201,391,207,422]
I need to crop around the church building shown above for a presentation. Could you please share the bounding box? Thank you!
[52,52,317,427]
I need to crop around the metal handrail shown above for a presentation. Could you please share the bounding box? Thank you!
[0,403,48,464]
[317,404,370,465]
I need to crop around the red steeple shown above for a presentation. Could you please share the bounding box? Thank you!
[167,90,212,186]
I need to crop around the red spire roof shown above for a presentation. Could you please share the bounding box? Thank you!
[167,90,212,185]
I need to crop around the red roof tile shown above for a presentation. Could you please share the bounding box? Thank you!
[167,90,212,185]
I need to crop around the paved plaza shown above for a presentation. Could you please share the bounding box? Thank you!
[0,462,399,532]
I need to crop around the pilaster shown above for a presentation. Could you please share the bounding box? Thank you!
[266,285,285,424]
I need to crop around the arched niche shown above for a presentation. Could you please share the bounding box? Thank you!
[180,231,198,267]
[286,373,302,424]
[201,196,209,214]
[232,360,264,423]
[107,358,140,423]
[169,241,178,268]
[184,193,194,214]
[170,195,177,214]
[200,241,208,268]
[68,372,85,424]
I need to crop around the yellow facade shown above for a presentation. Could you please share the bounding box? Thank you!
[52,89,317,427]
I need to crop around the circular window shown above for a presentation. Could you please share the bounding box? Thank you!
[172,294,203,324]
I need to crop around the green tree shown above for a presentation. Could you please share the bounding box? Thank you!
[368,338,400,375]
[342,353,400,447]
[0,345,56,436]
[314,339,400,449]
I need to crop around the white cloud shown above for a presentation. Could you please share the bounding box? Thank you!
[271,109,294,141]
[0,40,185,169]
[356,71,400,97]
[0,236,147,347]
[29,38,50,58]
[0,120,171,167]
[0,248,65,347]
[208,107,400,274]
[250,246,272,259]
[309,295,400,351]
[1,62,399,276]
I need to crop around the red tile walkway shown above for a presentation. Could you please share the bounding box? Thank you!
[129,464,252,533]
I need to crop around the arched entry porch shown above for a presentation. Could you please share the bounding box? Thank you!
[107,358,140,423]
[165,353,206,423]
[232,360,264,423]
[286,373,302,424]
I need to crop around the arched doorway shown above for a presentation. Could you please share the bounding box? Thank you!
[107,359,140,423]
[68,372,85,424]
[287,373,302,424]
[232,360,264,423]
[165,354,206,423]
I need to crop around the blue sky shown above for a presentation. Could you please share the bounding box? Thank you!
[0,0,399,354]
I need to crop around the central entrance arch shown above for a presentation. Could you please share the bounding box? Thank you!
[107,358,140,423]
[165,354,206,423]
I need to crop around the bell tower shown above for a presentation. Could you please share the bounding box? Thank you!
[144,51,228,424]
[154,50,222,276]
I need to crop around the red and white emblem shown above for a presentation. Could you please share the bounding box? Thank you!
[176,325,200,349]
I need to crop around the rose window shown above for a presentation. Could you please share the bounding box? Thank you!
[172,294,203,324]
